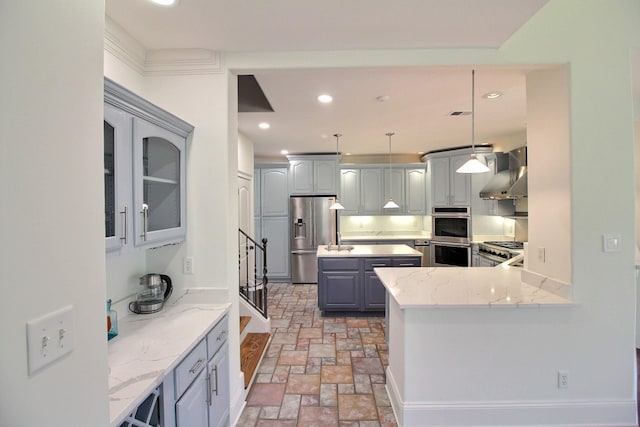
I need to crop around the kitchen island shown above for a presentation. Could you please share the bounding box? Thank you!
[316,244,422,312]
[374,265,578,426]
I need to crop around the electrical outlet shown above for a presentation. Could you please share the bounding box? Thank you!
[183,257,194,274]
[603,234,621,253]
[26,306,74,375]
[558,370,569,389]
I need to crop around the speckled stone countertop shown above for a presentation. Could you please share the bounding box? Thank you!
[374,265,574,309]
[108,300,230,426]
[317,244,422,258]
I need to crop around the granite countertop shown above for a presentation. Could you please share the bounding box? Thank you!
[108,300,230,426]
[374,265,574,308]
[317,244,422,257]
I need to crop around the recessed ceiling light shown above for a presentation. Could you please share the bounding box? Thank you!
[258,122,270,129]
[345,152,352,156]
[418,151,425,155]
[317,94,333,104]
[376,95,390,102]
[483,92,503,99]
[149,0,179,6]
[281,150,289,155]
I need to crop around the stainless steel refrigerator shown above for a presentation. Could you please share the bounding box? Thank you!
[290,195,337,284]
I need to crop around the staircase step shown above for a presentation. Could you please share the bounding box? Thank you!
[240,316,251,334]
[240,332,270,389]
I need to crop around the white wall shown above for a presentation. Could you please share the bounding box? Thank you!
[526,67,572,282]
[0,1,109,426]
[238,132,255,177]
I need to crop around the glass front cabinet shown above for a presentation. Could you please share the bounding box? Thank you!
[104,78,193,251]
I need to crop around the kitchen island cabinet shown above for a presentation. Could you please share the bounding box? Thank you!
[317,244,421,312]
[374,266,575,426]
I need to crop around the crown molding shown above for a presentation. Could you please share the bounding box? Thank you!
[104,17,224,76]
[145,49,224,76]
[104,16,146,75]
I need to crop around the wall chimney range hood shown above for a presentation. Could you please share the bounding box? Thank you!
[479,147,528,200]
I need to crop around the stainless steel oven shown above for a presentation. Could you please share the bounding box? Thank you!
[431,241,471,267]
[432,207,471,244]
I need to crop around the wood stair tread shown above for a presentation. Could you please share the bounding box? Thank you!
[240,332,270,389]
[240,316,251,334]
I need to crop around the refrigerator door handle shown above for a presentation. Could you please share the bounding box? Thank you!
[310,205,315,248]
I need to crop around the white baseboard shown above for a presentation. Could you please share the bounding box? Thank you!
[229,371,247,426]
[385,368,636,427]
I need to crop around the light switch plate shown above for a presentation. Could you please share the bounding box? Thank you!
[603,234,622,253]
[26,305,74,375]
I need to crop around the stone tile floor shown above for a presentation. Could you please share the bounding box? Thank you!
[236,283,398,427]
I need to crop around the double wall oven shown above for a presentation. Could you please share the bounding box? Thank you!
[431,207,471,267]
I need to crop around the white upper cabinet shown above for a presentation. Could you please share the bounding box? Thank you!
[405,168,426,214]
[288,156,339,195]
[360,168,384,214]
[338,164,426,215]
[339,169,361,215]
[449,154,472,206]
[429,154,471,207]
[132,118,186,247]
[104,78,193,251]
[260,167,289,216]
[426,147,493,209]
[104,104,132,252]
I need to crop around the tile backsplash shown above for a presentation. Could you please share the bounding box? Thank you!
[339,215,428,233]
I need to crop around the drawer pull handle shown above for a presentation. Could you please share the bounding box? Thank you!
[217,330,228,342]
[398,263,415,266]
[371,263,386,267]
[206,372,212,405]
[189,358,205,374]
[212,366,219,396]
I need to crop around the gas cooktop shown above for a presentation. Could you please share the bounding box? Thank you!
[482,241,524,250]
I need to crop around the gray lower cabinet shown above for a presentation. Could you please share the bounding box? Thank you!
[167,315,229,427]
[318,256,420,311]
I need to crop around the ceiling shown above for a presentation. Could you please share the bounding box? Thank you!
[105,0,555,157]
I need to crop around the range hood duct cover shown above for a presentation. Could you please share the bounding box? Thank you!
[479,147,528,200]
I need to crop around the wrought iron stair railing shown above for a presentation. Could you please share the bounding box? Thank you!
[238,229,268,319]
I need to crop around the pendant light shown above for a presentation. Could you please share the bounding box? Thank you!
[383,132,400,209]
[456,69,490,174]
[329,133,345,210]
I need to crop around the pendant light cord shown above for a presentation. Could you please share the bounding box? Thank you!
[471,69,475,152]
[386,131,394,195]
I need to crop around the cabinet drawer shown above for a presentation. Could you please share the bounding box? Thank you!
[364,258,391,271]
[174,339,207,399]
[392,257,421,267]
[319,258,359,271]
[206,315,229,359]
